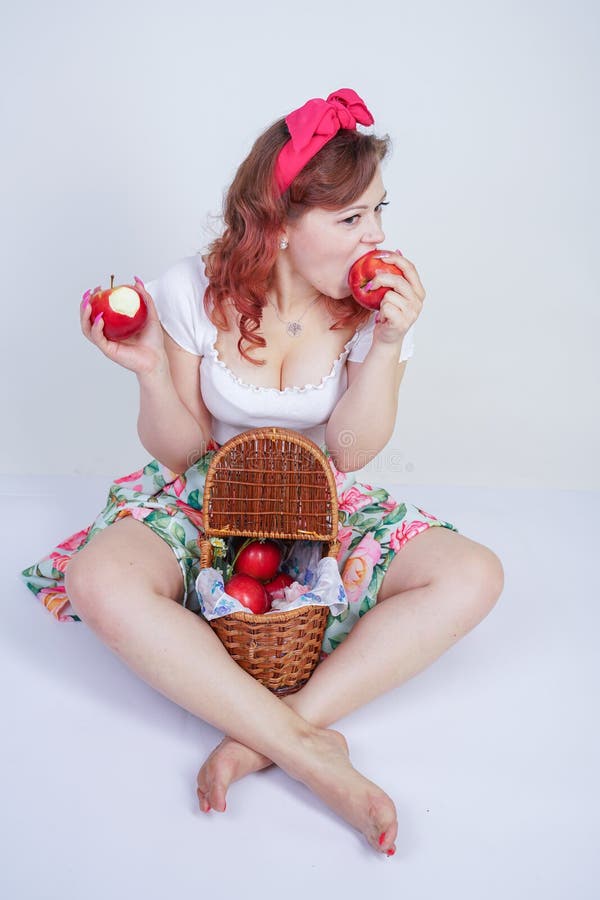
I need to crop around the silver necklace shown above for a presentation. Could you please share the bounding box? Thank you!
[266,293,321,337]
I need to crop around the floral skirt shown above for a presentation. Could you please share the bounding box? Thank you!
[20,441,459,658]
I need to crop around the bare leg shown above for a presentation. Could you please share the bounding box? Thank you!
[64,517,398,854]
[197,532,504,818]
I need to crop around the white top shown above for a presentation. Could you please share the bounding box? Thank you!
[146,254,415,447]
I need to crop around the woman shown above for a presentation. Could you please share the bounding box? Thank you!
[21,89,504,857]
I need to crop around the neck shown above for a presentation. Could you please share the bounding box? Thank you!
[269,257,325,318]
[267,291,322,319]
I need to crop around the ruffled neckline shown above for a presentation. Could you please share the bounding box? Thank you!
[205,327,361,395]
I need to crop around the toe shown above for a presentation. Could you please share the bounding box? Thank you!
[208,781,227,813]
[196,787,212,813]
[375,816,398,853]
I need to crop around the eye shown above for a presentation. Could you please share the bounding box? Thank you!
[341,201,390,226]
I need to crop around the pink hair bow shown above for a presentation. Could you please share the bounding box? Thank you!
[274,88,375,194]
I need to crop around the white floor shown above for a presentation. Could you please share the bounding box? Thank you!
[1,474,598,900]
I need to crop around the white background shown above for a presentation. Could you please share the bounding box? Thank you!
[2,4,599,899]
[2,0,598,488]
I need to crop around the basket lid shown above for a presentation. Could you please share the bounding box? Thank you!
[202,427,339,540]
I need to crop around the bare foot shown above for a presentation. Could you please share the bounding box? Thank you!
[197,728,398,856]
[290,728,398,856]
[196,736,275,813]
[196,730,347,814]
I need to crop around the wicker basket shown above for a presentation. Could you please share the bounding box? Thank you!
[198,427,341,696]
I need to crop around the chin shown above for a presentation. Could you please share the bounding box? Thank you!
[329,284,353,301]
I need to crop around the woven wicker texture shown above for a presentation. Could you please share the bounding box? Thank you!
[199,427,340,695]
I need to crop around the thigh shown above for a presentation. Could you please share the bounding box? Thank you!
[378,525,502,602]
[65,516,185,606]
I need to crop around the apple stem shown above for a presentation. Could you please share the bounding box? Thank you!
[230,536,255,572]
[110,274,115,290]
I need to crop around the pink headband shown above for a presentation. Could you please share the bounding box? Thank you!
[274,88,375,195]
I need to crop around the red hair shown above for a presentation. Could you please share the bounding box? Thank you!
[200,118,391,366]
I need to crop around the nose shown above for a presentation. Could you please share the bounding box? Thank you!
[361,214,385,247]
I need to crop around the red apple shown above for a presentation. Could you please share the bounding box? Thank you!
[348,249,402,310]
[264,572,295,596]
[224,574,271,614]
[233,539,282,582]
[89,275,148,341]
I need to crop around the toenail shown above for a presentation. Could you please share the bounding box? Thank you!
[378,831,386,846]
[386,847,396,857]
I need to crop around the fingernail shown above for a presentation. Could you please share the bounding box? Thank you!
[93,312,103,326]
[365,280,374,291]
[378,831,386,846]
[376,252,391,258]
[134,276,145,287]
[374,313,381,323]
[395,249,403,256]
[386,848,396,857]
[81,289,91,303]
[81,297,90,311]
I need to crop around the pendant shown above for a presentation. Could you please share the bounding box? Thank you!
[286,321,302,337]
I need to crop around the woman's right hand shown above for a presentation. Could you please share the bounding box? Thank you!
[80,278,168,377]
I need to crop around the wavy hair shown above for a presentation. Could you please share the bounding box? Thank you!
[200,118,391,365]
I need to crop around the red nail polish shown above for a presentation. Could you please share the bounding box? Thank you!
[379,831,386,846]
[386,847,396,857]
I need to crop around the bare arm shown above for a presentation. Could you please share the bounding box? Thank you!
[137,330,213,475]
[325,345,407,473]
[326,250,425,472]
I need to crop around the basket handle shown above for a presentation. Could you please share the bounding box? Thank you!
[200,539,213,568]
[326,540,340,559]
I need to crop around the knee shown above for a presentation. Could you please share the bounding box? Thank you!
[464,545,505,616]
[64,550,124,629]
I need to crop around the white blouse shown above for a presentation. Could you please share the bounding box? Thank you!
[145,254,415,447]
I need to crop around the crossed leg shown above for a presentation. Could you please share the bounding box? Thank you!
[64,516,402,855]
[197,526,504,820]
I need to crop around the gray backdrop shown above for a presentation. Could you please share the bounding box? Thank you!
[2,0,597,488]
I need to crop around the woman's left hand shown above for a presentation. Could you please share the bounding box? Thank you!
[367,250,426,346]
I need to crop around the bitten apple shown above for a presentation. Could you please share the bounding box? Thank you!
[348,249,402,310]
[89,275,148,341]
[224,574,271,614]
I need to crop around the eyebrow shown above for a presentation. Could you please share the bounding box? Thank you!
[338,191,388,214]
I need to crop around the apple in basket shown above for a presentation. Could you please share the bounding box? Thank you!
[347,249,403,310]
[224,574,271,615]
[232,539,282,582]
[89,275,148,341]
[264,572,294,597]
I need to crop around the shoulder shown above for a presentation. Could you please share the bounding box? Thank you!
[146,253,209,300]
[145,253,214,356]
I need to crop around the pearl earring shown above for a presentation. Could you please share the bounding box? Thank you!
[279,238,288,250]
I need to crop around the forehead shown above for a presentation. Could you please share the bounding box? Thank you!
[305,170,386,221]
